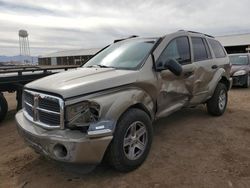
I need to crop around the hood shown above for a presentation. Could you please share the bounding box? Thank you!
[230,65,250,76]
[26,67,138,99]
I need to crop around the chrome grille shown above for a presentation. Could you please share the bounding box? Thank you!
[23,90,64,129]
[39,111,60,125]
[38,97,60,112]
[24,102,33,117]
[24,91,34,105]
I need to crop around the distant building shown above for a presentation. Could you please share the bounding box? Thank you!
[216,33,250,54]
[38,48,101,66]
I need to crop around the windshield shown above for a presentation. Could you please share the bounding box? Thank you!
[229,55,249,65]
[83,39,156,69]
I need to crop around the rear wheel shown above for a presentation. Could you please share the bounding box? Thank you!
[107,108,153,172]
[207,83,228,116]
[0,93,8,122]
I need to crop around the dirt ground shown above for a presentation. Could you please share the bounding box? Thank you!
[1,88,250,188]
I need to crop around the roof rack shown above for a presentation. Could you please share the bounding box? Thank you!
[178,30,214,38]
[114,35,139,43]
[188,30,214,38]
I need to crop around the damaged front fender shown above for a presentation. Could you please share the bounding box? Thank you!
[65,87,155,135]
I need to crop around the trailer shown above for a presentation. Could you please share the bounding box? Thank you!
[0,65,78,122]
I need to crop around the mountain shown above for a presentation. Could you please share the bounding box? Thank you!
[0,55,38,64]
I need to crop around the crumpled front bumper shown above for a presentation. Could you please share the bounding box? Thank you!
[15,110,113,164]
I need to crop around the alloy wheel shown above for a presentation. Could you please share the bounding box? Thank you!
[123,121,148,160]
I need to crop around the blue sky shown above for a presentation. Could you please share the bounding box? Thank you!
[0,0,250,56]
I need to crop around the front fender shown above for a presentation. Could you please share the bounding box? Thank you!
[105,88,154,122]
[88,88,154,122]
[82,87,154,134]
[65,86,155,134]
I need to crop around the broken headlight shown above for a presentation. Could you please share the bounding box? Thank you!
[66,101,100,127]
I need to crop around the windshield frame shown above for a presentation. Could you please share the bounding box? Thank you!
[82,37,161,71]
[229,54,250,66]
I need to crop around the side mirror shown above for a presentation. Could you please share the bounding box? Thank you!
[163,59,183,76]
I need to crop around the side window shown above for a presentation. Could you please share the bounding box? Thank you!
[156,36,191,66]
[208,39,226,58]
[191,37,210,61]
[203,38,212,59]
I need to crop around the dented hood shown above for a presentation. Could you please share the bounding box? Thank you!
[25,67,138,98]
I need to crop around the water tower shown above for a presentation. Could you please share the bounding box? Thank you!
[18,29,30,63]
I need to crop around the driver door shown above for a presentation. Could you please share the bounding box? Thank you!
[154,36,196,118]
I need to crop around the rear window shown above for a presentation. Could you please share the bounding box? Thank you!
[208,39,226,58]
[191,37,210,61]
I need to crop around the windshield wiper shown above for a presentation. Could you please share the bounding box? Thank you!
[86,64,115,68]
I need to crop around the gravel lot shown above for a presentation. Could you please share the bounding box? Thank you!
[1,88,250,188]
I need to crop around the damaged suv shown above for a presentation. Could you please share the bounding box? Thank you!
[16,30,232,172]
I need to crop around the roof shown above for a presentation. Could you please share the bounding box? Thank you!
[216,33,250,47]
[40,48,102,58]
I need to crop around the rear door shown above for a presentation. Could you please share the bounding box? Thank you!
[188,36,215,104]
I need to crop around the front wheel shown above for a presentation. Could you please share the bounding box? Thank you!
[207,83,228,116]
[106,108,153,172]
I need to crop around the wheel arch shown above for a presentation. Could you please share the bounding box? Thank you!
[208,68,231,98]
[117,103,153,124]
[219,76,231,91]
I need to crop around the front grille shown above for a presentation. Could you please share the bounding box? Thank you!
[39,111,61,125]
[232,75,246,85]
[24,91,34,105]
[24,103,33,117]
[38,97,60,112]
[23,90,64,129]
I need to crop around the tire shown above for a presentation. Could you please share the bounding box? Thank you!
[0,93,8,122]
[207,83,228,116]
[106,108,153,172]
[243,74,249,88]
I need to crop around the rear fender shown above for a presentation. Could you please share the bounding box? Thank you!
[207,68,228,97]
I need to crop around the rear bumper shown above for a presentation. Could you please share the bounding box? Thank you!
[15,110,112,164]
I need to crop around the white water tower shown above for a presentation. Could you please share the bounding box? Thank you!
[18,29,30,63]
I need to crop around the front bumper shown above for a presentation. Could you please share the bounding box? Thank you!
[231,75,247,86]
[15,110,113,164]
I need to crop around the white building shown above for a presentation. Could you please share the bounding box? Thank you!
[216,33,250,54]
[38,48,101,66]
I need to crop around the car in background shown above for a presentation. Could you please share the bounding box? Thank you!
[229,53,250,88]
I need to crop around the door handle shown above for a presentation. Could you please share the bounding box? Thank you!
[211,65,218,69]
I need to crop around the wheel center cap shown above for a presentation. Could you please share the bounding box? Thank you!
[131,137,137,144]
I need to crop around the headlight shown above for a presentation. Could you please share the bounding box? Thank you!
[233,70,247,76]
[66,101,100,127]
